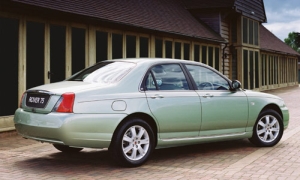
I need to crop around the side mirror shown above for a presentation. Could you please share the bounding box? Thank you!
[231,80,241,90]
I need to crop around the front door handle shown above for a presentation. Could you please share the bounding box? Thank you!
[203,94,214,98]
[150,94,164,99]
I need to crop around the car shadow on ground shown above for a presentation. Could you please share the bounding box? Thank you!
[14,139,258,173]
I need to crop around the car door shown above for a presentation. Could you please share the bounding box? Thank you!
[185,64,249,137]
[144,63,202,139]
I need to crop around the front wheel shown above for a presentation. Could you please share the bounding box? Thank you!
[109,118,155,167]
[249,109,283,147]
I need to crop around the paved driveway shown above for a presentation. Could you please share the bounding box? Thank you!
[1,86,300,180]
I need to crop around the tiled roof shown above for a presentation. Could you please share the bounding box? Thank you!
[183,0,235,9]
[183,0,266,23]
[12,0,224,42]
[260,25,300,56]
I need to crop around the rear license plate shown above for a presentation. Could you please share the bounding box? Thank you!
[26,93,50,108]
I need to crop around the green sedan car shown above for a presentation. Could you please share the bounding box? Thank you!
[14,58,289,167]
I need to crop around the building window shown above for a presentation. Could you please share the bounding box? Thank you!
[202,46,207,64]
[243,49,259,89]
[140,37,149,57]
[27,21,45,89]
[184,43,190,60]
[165,40,172,58]
[72,27,86,74]
[175,42,181,59]
[126,35,136,58]
[194,44,200,62]
[242,17,259,46]
[208,47,214,67]
[243,50,248,89]
[112,33,123,59]
[215,47,220,71]
[155,38,163,58]
[0,17,19,116]
[50,25,66,83]
[96,31,108,62]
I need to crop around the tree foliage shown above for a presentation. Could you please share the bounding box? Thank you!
[284,32,300,53]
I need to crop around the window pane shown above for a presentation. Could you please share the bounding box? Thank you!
[184,43,190,60]
[250,51,254,89]
[243,50,248,89]
[215,47,220,71]
[194,44,200,62]
[255,52,259,88]
[145,73,157,90]
[96,31,108,62]
[208,47,213,67]
[0,17,19,116]
[140,37,149,57]
[175,42,181,59]
[186,65,229,90]
[27,21,45,89]
[165,40,172,58]
[72,27,86,74]
[249,20,253,45]
[202,46,207,64]
[155,38,163,58]
[150,64,189,90]
[112,33,123,59]
[126,35,136,58]
[243,17,248,44]
[50,25,66,83]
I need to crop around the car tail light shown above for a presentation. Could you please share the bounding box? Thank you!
[19,92,25,108]
[53,92,75,113]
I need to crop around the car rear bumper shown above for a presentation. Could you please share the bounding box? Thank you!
[14,108,126,148]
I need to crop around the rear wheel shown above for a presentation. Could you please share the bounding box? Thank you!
[249,109,283,147]
[53,144,83,153]
[109,118,155,167]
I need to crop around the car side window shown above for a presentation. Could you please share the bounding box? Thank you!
[186,65,229,90]
[145,64,190,90]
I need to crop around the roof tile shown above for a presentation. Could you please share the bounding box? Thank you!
[260,25,300,56]
[12,0,224,42]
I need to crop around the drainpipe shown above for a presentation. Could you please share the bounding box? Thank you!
[222,43,228,75]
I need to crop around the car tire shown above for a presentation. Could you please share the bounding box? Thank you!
[53,144,83,153]
[109,118,155,167]
[249,109,283,147]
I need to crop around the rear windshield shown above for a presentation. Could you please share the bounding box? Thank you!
[67,61,136,84]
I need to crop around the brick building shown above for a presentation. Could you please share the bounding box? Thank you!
[0,0,299,132]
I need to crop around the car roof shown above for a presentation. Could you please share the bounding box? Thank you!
[104,58,206,66]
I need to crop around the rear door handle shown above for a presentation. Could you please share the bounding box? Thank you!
[150,94,164,99]
[203,94,214,98]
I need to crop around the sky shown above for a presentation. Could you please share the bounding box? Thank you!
[263,0,300,41]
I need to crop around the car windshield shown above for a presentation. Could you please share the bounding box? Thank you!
[67,61,136,84]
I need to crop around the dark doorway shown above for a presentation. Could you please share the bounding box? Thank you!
[50,24,66,83]
[26,21,45,89]
[0,17,19,116]
[72,27,86,75]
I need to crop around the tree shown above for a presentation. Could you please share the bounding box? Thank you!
[284,32,300,53]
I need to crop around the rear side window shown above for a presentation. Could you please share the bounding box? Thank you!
[145,64,190,90]
[67,61,136,84]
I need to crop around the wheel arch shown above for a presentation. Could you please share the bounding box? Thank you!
[111,112,158,148]
[260,103,283,119]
